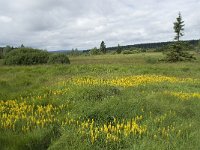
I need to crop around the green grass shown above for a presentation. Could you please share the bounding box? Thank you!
[0,52,200,150]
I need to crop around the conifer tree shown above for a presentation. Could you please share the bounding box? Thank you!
[174,12,184,41]
[100,41,106,54]
[164,12,195,62]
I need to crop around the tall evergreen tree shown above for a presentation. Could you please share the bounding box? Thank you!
[164,12,195,62]
[174,12,184,41]
[100,41,106,54]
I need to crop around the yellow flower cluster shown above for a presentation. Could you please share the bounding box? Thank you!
[20,88,70,101]
[157,125,177,138]
[78,116,147,144]
[0,100,68,132]
[152,111,178,139]
[164,91,200,100]
[72,75,194,87]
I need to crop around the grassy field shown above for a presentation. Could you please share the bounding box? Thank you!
[0,52,200,150]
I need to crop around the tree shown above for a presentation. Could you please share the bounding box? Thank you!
[116,44,122,54]
[100,41,106,54]
[164,12,195,62]
[174,12,184,41]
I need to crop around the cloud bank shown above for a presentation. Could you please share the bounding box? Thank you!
[0,0,199,50]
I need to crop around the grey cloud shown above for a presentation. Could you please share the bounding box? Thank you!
[0,0,200,50]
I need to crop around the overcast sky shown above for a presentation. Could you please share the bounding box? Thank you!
[0,0,199,51]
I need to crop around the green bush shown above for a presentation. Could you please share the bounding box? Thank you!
[48,53,70,64]
[4,48,49,65]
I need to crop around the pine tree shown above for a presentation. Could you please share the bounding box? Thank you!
[164,12,195,62]
[100,41,106,54]
[174,12,184,41]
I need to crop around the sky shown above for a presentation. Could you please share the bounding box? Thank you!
[0,0,200,51]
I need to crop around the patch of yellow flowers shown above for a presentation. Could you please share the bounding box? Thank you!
[72,75,195,87]
[0,100,68,132]
[152,111,180,139]
[19,88,70,102]
[78,116,147,144]
[164,91,200,100]
[0,99,190,145]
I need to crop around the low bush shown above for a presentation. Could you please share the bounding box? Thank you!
[48,53,70,64]
[4,48,49,65]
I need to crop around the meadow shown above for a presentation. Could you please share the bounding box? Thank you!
[0,52,200,150]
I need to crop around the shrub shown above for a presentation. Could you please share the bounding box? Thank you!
[4,48,49,65]
[48,53,70,64]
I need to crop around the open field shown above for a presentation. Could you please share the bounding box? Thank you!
[0,53,200,149]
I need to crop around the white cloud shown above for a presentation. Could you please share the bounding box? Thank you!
[0,16,12,23]
[0,0,199,50]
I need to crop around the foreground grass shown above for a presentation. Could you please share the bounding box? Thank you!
[0,52,200,150]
